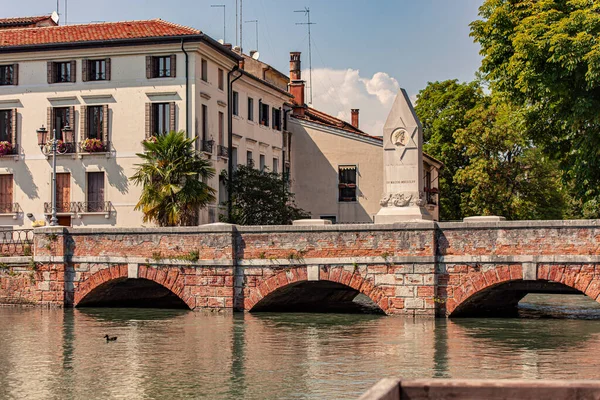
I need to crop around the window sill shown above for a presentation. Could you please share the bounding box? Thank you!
[78,151,110,159]
[44,212,75,216]
[78,211,111,219]
[247,120,256,125]
[0,213,19,220]
[0,154,19,162]
[148,76,175,80]
[45,153,77,160]
[233,115,242,120]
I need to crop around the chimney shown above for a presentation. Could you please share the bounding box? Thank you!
[238,58,245,69]
[351,109,359,129]
[289,52,305,111]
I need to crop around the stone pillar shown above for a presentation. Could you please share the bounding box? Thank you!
[375,89,432,223]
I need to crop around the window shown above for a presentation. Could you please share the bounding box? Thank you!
[0,110,12,142]
[87,172,105,212]
[272,108,282,131]
[0,175,13,213]
[0,65,16,86]
[218,111,224,145]
[48,61,74,83]
[152,103,171,135]
[259,101,269,126]
[273,158,278,174]
[259,154,265,171]
[218,68,224,90]
[338,165,357,202]
[247,151,253,167]
[87,106,103,139]
[232,147,238,169]
[201,59,208,82]
[85,59,108,81]
[202,105,208,142]
[247,97,254,121]
[146,55,175,79]
[232,91,239,116]
[53,107,72,139]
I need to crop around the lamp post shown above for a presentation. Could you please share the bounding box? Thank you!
[37,125,59,226]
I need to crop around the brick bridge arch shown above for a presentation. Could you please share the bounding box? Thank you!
[446,264,600,317]
[244,266,391,313]
[73,265,194,309]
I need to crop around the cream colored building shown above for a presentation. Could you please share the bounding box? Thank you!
[287,53,441,223]
[0,18,290,227]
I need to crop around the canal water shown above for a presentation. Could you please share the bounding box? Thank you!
[1,294,600,399]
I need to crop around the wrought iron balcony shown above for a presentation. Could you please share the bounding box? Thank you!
[201,140,214,154]
[44,202,78,214]
[217,145,228,158]
[77,201,112,213]
[41,141,76,155]
[0,143,18,157]
[80,139,109,153]
[0,203,20,214]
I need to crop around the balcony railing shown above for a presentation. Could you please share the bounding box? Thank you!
[0,229,33,256]
[77,201,112,213]
[217,145,228,158]
[0,203,20,214]
[44,202,78,214]
[41,141,76,155]
[0,143,18,157]
[80,139,109,153]
[201,140,214,154]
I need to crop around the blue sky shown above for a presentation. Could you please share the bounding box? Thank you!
[4,0,484,135]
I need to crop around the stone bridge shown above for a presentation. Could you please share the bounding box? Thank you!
[0,220,598,317]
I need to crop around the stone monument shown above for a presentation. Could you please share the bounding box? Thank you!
[374,89,432,223]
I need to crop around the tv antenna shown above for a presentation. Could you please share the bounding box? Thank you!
[295,7,315,104]
[211,4,226,43]
[245,20,258,52]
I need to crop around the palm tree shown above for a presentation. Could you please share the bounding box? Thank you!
[130,131,216,226]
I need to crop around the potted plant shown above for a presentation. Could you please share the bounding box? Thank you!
[338,183,347,189]
[143,136,158,144]
[82,138,105,152]
[0,141,13,156]
[56,140,67,153]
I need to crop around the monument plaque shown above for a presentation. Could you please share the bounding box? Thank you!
[374,89,432,223]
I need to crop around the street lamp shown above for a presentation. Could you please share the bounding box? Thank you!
[37,125,59,226]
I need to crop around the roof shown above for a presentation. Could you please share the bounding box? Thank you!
[0,15,54,28]
[0,19,201,48]
[292,107,383,141]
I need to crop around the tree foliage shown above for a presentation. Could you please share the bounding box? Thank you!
[471,0,600,217]
[415,80,485,220]
[130,131,216,226]
[222,164,309,225]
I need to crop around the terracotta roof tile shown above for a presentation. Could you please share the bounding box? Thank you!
[0,15,53,26]
[293,107,383,141]
[0,19,201,48]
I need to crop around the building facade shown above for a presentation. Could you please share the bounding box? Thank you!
[0,18,289,227]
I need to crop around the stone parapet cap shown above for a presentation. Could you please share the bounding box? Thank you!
[439,219,600,230]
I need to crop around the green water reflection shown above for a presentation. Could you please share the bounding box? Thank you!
[1,294,600,399]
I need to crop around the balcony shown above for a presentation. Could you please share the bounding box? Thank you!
[217,145,228,158]
[200,139,214,154]
[0,203,21,219]
[79,139,110,158]
[44,202,78,214]
[0,143,18,160]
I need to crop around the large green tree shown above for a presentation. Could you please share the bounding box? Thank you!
[454,99,566,220]
[222,164,309,225]
[471,0,600,217]
[415,79,485,220]
[130,131,216,226]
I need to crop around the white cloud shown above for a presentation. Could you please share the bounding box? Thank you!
[307,68,402,136]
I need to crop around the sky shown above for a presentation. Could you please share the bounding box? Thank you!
[3,0,484,136]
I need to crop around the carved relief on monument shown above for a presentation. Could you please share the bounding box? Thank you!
[390,128,409,147]
[379,191,426,208]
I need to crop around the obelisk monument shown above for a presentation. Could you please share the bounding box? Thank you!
[374,89,432,223]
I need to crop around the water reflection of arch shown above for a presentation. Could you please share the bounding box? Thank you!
[447,264,600,318]
[74,265,192,309]
[245,266,388,314]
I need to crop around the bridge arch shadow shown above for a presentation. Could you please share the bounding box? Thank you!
[447,265,600,318]
[74,265,192,309]
[246,266,387,314]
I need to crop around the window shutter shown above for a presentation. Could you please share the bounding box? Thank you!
[80,106,87,141]
[68,106,75,130]
[146,56,152,79]
[102,104,109,145]
[12,64,18,86]
[145,103,151,138]
[47,107,53,132]
[47,62,54,84]
[70,60,76,82]
[169,102,176,132]
[105,58,111,81]
[10,109,17,146]
[259,100,263,123]
[170,54,176,78]
[82,59,88,82]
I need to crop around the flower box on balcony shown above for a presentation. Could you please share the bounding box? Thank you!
[0,141,13,156]
[338,183,347,189]
[81,138,106,153]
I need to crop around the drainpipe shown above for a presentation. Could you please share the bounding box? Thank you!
[181,39,190,136]
[227,66,243,220]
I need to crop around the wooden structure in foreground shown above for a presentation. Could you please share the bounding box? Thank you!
[359,379,600,400]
